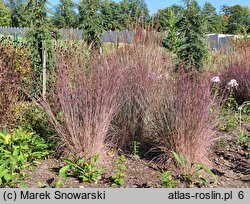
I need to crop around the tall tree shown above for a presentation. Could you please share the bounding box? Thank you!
[175,0,208,71]
[171,4,185,18]
[130,0,149,19]
[7,0,30,27]
[202,2,225,33]
[100,0,122,30]
[25,0,55,95]
[221,4,250,34]
[53,0,77,28]
[158,7,179,52]
[120,0,149,27]
[0,0,12,26]
[155,4,184,32]
[119,0,130,28]
[78,0,103,48]
[156,5,184,31]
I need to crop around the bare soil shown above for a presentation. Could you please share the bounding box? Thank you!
[22,129,250,188]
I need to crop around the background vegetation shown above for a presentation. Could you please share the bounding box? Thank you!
[0,0,249,188]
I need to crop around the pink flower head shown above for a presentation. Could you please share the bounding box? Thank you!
[211,76,220,83]
[227,79,238,88]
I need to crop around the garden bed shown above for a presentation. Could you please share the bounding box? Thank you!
[21,128,250,188]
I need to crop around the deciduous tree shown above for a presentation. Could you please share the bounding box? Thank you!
[0,0,12,27]
[100,0,122,30]
[222,4,250,34]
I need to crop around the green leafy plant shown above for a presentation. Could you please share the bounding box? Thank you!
[212,82,220,97]
[37,181,44,188]
[219,100,249,132]
[171,151,216,187]
[240,101,250,114]
[0,42,31,126]
[19,181,30,188]
[226,88,239,111]
[13,102,54,138]
[54,180,63,188]
[111,155,126,187]
[132,140,140,157]
[219,110,239,132]
[59,154,102,183]
[161,170,177,188]
[0,128,50,187]
[239,101,250,125]
[219,90,239,132]
[237,131,250,151]
[36,179,63,188]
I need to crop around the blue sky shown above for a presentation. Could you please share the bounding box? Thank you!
[144,0,250,14]
[49,0,250,15]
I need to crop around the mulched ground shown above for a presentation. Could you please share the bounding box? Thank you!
[212,138,250,187]
[22,154,163,188]
[22,128,250,188]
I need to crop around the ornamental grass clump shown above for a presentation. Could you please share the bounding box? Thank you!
[108,44,172,151]
[148,72,221,167]
[221,52,250,103]
[36,42,125,158]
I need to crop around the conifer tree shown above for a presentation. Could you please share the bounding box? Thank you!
[175,0,208,71]
[78,0,103,48]
[161,7,178,52]
[202,2,225,34]
[25,0,55,95]
[53,0,76,28]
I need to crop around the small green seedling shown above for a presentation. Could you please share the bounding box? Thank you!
[161,170,177,188]
[111,155,126,187]
[237,131,250,151]
[132,140,140,156]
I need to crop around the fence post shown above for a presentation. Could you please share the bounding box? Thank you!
[42,48,46,99]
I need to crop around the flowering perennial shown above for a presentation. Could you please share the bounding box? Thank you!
[211,76,220,83]
[227,79,239,88]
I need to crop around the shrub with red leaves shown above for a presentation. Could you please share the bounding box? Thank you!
[0,43,31,126]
